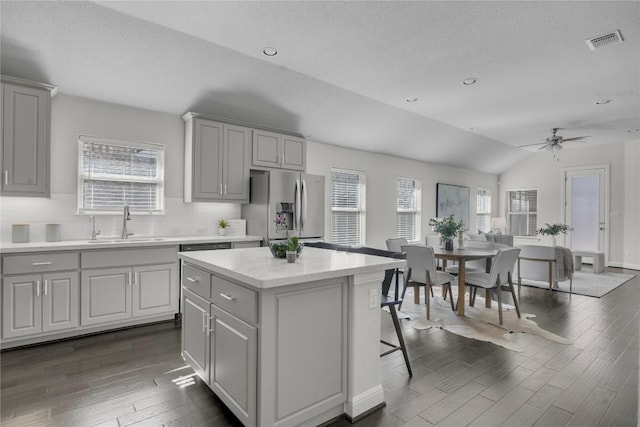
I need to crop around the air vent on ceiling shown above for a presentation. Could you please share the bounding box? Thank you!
[586,30,623,50]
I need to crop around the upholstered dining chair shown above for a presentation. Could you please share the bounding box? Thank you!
[401,245,457,319]
[386,238,408,253]
[464,247,521,325]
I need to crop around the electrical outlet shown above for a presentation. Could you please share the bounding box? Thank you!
[369,289,378,308]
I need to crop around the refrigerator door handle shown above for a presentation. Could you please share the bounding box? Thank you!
[295,179,301,231]
[301,179,307,231]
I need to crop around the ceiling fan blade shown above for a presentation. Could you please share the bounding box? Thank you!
[561,136,590,142]
[540,143,552,151]
[518,142,547,148]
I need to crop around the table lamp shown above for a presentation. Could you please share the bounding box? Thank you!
[491,217,507,234]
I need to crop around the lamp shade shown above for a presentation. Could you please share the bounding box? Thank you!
[491,217,507,230]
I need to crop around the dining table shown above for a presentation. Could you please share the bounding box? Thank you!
[432,246,498,316]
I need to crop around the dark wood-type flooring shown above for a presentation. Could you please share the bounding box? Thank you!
[1,267,638,426]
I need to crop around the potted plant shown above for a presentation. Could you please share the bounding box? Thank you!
[536,223,573,246]
[286,236,300,263]
[429,215,465,250]
[217,219,229,236]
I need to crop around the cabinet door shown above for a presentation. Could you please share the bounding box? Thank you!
[252,129,281,168]
[182,289,210,383]
[210,306,257,427]
[132,263,178,318]
[1,83,50,196]
[281,135,306,171]
[193,119,224,200]
[42,271,79,333]
[223,124,251,201]
[81,268,132,326]
[2,274,42,338]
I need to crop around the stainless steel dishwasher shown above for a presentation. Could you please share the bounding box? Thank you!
[177,242,233,315]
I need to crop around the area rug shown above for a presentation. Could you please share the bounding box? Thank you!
[518,268,635,298]
[401,295,571,352]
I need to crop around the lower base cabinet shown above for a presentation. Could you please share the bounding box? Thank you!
[2,271,79,339]
[81,263,177,326]
[182,289,210,382]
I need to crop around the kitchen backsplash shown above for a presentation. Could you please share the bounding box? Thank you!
[0,194,242,243]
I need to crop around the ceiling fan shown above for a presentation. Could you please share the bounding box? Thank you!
[519,128,590,153]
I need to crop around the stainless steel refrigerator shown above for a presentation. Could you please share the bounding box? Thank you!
[242,170,325,244]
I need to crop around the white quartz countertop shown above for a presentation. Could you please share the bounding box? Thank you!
[178,246,406,289]
[0,235,263,254]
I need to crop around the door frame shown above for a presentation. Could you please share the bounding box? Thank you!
[561,164,610,264]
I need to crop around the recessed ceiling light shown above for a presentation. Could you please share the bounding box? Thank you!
[462,78,477,85]
[406,97,418,103]
[469,126,480,131]
[595,99,612,104]
[262,47,278,56]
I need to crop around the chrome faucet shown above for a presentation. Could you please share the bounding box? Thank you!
[90,215,101,240]
[121,205,133,239]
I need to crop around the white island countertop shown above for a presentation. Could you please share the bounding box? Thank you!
[0,234,262,254]
[178,246,406,289]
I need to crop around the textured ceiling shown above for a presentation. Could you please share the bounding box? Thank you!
[2,1,638,175]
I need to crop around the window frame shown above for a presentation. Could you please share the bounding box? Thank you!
[77,135,165,215]
[476,187,491,233]
[505,188,538,237]
[396,176,422,242]
[330,168,366,246]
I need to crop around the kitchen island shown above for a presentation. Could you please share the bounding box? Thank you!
[178,246,406,427]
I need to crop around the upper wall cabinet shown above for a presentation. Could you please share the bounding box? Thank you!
[1,76,57,197]
[252,129,306,171]
[184,113,251,203]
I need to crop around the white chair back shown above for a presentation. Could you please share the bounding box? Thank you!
[386,238,408,253]
[487,248,521,287]
[402,245,437,285]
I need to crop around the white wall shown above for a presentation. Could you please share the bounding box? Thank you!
[1,94,240,243]
[498,141,640,270]
[306,141,498,250]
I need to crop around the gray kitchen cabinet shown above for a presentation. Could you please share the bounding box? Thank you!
[182,288,210,383]
[81,267,132,325]
[252,129,306,171]
[184,114,251,203]
[1,76,56,197]
[210,305,257,427]
[132,263,178,317]
[2,271,79,339]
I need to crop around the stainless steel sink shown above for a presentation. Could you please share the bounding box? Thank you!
[87,238,168,244]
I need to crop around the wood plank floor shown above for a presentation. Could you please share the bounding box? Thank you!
[1,267,637,426]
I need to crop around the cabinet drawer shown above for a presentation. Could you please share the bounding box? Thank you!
[82,247,177,269]
[212,275,257,323]
[182,264,212,300]
[3,252,79,275]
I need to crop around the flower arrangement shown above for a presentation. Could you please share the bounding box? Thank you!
[274,213,287,228]
[429,215,465,240]
[536,223,573,236]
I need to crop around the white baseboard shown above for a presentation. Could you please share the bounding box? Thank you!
[607,261,640,271]
[344,384,384,419]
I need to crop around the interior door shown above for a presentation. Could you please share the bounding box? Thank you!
[564,166,608,256]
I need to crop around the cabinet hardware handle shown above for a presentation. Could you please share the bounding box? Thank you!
[219,183,223,195]
[4,170,8,186]
[204,315,213,334]
[44,279,48,296]
[36,280,41,297]
[224,184,227,195]
[220,293,235,301]
[202,312,207,333]
[186,276,198,283]
[32,261,53,266]
[134,272,138,286]
[128,272,132,287]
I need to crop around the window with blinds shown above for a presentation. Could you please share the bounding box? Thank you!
[331,169,366,245]
[506,189,537,236]
[397,177,421,241]
[476,187,491,233]
[78,136,165,214]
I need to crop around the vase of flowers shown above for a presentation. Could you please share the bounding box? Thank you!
[536,223,573,246]
[429,215,465,251]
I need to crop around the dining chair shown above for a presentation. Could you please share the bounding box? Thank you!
[464,247,521,325]
[386,238,408,253]
[401,245,457,319]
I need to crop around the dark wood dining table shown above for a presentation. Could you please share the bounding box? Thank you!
[432,247,498,316]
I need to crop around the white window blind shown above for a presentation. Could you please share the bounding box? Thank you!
[331,169,366,245]
[78,136,165,214]
[397,177,421,241]
[476,187,491,233]
[506,189,537,236]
